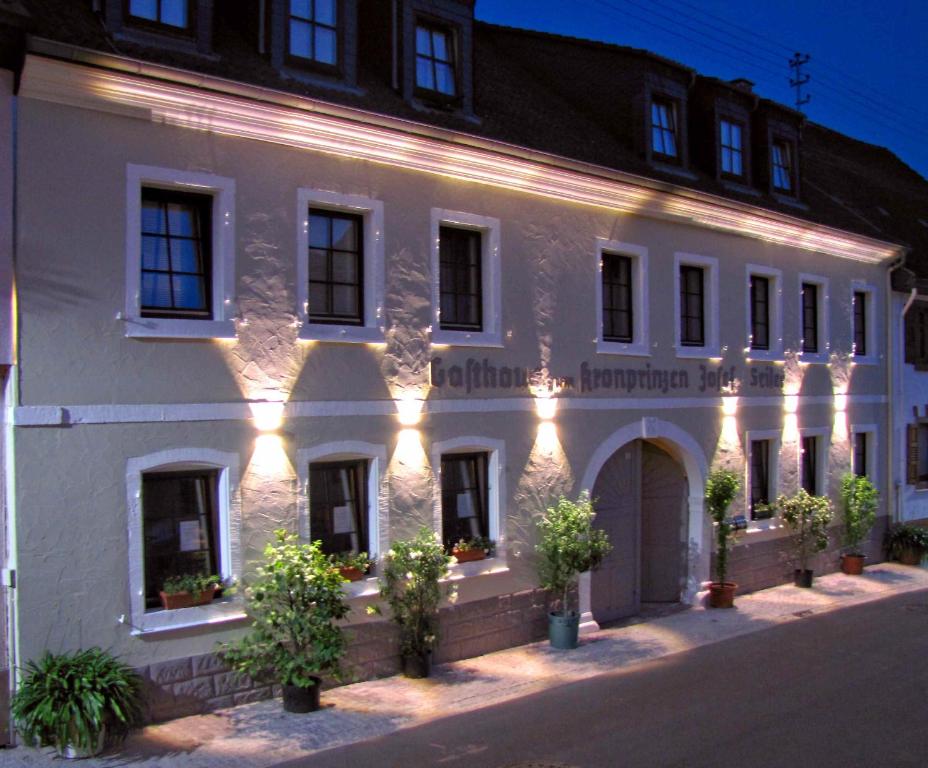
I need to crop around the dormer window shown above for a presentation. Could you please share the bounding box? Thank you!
[416,21,457,97]
[772,139,794,192]
[128,0,190,30]
[720,119,744,178]
[650,97,678,161]
[289,0,337,67]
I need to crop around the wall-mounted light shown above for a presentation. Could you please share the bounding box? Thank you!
[535,396,557,421]
[249,400,285,432]
[396,394,425,427]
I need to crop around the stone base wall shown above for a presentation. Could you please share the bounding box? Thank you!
[139,588,550,723]
[722,515,889,595]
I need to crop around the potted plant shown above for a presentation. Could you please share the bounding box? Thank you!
[704,468,742,608]
[451,536,495,563]
[159,572,223,610]
[885,523,928,565]
[12,648,142,759]
[371,527,453,679]
[839,473,878,575]
[329,551,373,582]
[773,489,834,587]
[536,492,611,650]
[220,530,350,713]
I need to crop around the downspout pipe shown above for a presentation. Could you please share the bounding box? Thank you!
[887,253,911,524]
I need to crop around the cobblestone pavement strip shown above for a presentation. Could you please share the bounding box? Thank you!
[3,564,926,768]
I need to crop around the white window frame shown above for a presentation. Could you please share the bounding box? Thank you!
[126,448,242,635]
[798,427,831,496]
[850,424,877,482]
[595,239,649,356]
[125,164,237,339]
[673,252,720,358]
[798,273,830,364]
[431,436,508,578]
[745,265,783,361]
[850,281,878,365]
[430,209,503,348]
[744,429,781,531]
[297,189,385,343]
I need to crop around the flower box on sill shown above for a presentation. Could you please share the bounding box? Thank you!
[159,586,218,611]
[452,547,487,563]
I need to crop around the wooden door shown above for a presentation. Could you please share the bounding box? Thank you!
[639,442,687,603]
[591,440,641,623]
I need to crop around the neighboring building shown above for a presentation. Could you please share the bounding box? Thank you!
[0,0,921,724]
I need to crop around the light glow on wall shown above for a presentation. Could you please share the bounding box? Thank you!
[247,434,295,481]
[249,400,285,432]
[396,394,425,427]
[535,396,558,421]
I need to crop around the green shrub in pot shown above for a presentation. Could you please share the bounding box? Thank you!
[839,473,878,574]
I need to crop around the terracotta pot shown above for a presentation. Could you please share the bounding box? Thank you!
[840,553,866,575]
[708,581,737,609]
[338,566,365,582]
[159,586,217,610]
[452,548,487,563]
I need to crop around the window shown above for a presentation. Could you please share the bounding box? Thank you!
[602,253,633,343]
[720,119,744,177]
[430,210,501,347]
[801,435,820,495]
[851,286,875,362]
[127,448,241,633]
[126,166,236,339]
[750,274,770,350]
[801,281,819,354]
[440,452,488,549]
[750,439,773,520]
[142,469,219,609]
[439,227,482,331]
[853,432,868,478]
[308,460,368,555]
[288,0,337,66]
[907,423,928,486]
[140,188,211,319]
[297,189,384,344]
[852,291,867,356]
[772,139,793,192]
[905,303,928,368]
[308,209,363,325]
[596,239,649,356]
[651,97,678,160]
[128,0,189,29]
[416,22,456,97]
[679,265,704,346]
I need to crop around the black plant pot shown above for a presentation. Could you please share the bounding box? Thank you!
[282,678,321,713]
[794,569,814,588]
[402,651,432,679]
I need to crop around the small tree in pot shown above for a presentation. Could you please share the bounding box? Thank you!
[774,490,834,588]
[536,492,611,650]
[839,473,878,575]
[220,530,350,713]
[373,527,453,679]
[705,468,741,608]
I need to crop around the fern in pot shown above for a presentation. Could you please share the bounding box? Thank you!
[536,492,611,649]
[12,648,142,759]
[220,530,350,713]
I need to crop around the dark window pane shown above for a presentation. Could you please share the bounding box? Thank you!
[415,24,456,96]
[854,432,868,478]
[801,436,817,495]
[435,63,455,95]
[309,461,368,556]
[290,19,312,58]
[142,272,171,309]
[173,274,208,310]
[416,25,431,54]
[651,99,677,159]
[680,265,704,346]
[773,141,792,191]
[602,253,633,342]
[854,291,867,356]
[142,469,219,609]
[439,227,482,331]
[161,0,187,28]
[331,218,357,251]
[291,0,311,16]
[750,439,772,520]
[750,275,770,350]
[316,0,336,25]
[802,282,818,353]
[307,208,364,325]
[315,27,337,64]
[141,236,169,270]
[130,0,158,21]
[440,453,489,549]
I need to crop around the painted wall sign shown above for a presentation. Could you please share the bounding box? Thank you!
[430,357,785,395]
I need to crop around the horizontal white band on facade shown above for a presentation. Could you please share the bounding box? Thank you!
[20,52,903,265]
[15,394,888,427]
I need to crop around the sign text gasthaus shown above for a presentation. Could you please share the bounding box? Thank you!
[429,358,785,395]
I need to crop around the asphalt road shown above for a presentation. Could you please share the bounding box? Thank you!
[277,589,928,768]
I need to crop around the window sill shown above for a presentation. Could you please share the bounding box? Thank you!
[343,576,381,599]
[299,324,384,344]
[746,348,785,363]
[851,354,879,366]
[446,555,509,580]
[431,330,504,349]
[596,340,650,357]
[798,352,829,365]
[129,598,246,636]
[124,317,236,339]
[675,345,721,360]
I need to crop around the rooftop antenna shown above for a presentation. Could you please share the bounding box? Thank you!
[789,52,811,113]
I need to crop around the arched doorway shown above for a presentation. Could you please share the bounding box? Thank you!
[590,439,688,623]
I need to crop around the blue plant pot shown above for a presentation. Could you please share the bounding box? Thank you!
[548,611,580,649]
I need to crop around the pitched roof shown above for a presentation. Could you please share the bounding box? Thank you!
[7,1,928,274]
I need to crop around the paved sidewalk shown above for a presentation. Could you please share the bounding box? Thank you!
[4,563,927,767]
